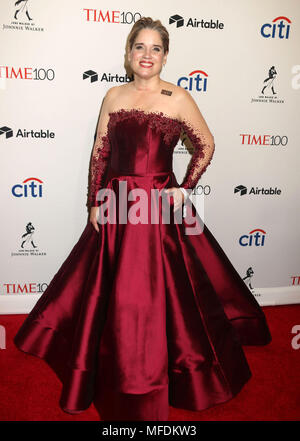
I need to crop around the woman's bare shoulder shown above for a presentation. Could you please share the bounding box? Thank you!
[170,84,193,104]
[104,84,129,110]
[172,86,202,121]
[160,81,195,119]
[104,84,123,100]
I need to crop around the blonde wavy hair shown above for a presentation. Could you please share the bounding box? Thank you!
[125,17,169,77]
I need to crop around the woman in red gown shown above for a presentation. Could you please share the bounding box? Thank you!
[14,17,271,421]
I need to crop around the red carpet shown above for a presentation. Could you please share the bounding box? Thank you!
[0,304,299,421]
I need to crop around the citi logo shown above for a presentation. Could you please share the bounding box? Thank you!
[260,16,291,39]
[12,177,43,198]
[239,229,266,247]
[178,70,208,91]
[234,185,281,196]
[83,70,132,83]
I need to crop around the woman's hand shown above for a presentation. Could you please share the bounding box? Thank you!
[164,187,185,212]
[89,206,100,232]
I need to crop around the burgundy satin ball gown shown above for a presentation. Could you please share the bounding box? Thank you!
[14,108,272,421]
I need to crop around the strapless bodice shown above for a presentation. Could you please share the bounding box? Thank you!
[107,108,182,174]
[87,106,216,208]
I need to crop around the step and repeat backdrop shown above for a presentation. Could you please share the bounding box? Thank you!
[1,0,300,313]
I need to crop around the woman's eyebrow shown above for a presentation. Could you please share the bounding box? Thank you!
[134,42,163,48]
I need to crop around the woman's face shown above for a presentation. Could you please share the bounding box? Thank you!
[128,28,168,79]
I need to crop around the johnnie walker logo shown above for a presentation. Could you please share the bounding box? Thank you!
[251,65,284,104]
[11,222,46,257]
[2,1,45,32]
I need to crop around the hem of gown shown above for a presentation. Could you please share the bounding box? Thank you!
[229,316,272,346]
[13,318,93,415]
[14,344,88,415]
[14,317,254,418]
[168,366,252,413]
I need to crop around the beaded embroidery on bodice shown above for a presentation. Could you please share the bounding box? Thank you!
[108,108,182,145]
[87,107,215,208]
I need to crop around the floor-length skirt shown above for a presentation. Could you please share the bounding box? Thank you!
[14,169,271,420]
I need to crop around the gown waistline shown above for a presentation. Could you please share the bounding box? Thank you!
[107,168,174,179]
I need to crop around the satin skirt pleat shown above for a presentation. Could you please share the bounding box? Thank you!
[14,171,271,420]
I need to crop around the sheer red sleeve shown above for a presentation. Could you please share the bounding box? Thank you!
[178,92,215,191]
[87,97,111,208]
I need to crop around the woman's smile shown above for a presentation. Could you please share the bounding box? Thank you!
[139,61,154,68]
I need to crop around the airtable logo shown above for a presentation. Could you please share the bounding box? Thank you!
[0,125,13,139]
[83,70,132,84]
[177,70,208,92]
[12,177,44,198]
[260,16,291,39]
[234,185,281,196]
[169,14,224,30]
[0,125,55,139]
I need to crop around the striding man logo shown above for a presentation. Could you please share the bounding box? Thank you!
[261,66,277,95]
[243,267,254,290]
[21,222,37,249]
[14,0,33,21]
